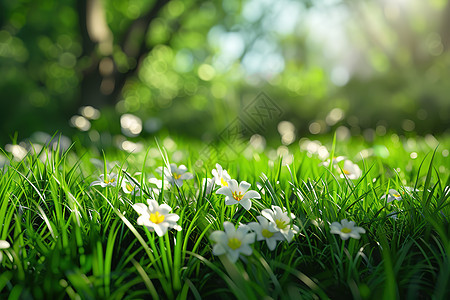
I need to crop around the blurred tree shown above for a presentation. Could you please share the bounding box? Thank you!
[0,0,449,145]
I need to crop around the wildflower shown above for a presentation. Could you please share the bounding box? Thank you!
[216,179,261,211]
[381,189,402,203]
[156,163,193,187]
[0,240,10,262]
[320,156,345,167]
[133,199,181,236]
[91,173,118,187]
[121,178,141,196]
[212,163,232,187]
[209,221,255,263]
[330,219,366,240]
[339,160,362,180]
[248,216,284,251]
[261,205,299,242]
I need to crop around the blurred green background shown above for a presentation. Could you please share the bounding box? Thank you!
[1,0,449,147]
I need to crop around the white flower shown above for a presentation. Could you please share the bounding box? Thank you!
[381,189,402,203]
[209,221,255,263]
[248,216,285,251]
[216,179,261,211]
[133,199,181,236]
[339,160,362,180]
[156,163,193,187]
[330,219,366,240]
[261,205,299,242]
[91,173,118,187]
[121,178,141,196]
[320,156,345,167]
[212,163,232,187]
[0,240,10,262]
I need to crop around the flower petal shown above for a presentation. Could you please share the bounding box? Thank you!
[159,204,172,214]
[0,240,10,249]
[239,198,252,211]
[243,190,261,200]
[224,197,238,206]
[216,187,233,198]
[261,209,275,223]
[227,179,239,191]
[212,243,227,256]
[223,222,236,236]
[133,203,149,215]
[238,181,251,193]
[227,250,240,263]
[210,231,227,243]
[241,232,256,245]
[266,238,277,251]
[239,244,253,256]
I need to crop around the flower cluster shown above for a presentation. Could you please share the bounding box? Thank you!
[210,205,299,262]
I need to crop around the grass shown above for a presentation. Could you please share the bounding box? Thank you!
[0,134,449,299]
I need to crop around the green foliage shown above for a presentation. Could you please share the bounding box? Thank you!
[0,135,449,298]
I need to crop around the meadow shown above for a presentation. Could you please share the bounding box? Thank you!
[0,133,449,299]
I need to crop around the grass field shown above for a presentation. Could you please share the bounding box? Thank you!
[0,133,449,299]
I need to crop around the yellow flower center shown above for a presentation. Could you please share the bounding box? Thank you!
[104,178,115,184]
[275,219,287,230]
[232,191,244,201]
[221,177,228,186]
[228,238,241,250]
[262,229,274,238]
[340,227,352,233]
[173,173,181,180]
[149,211,165,224]
[343,169,350,175]
[393,193,400,197]
[126,183,134,192]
